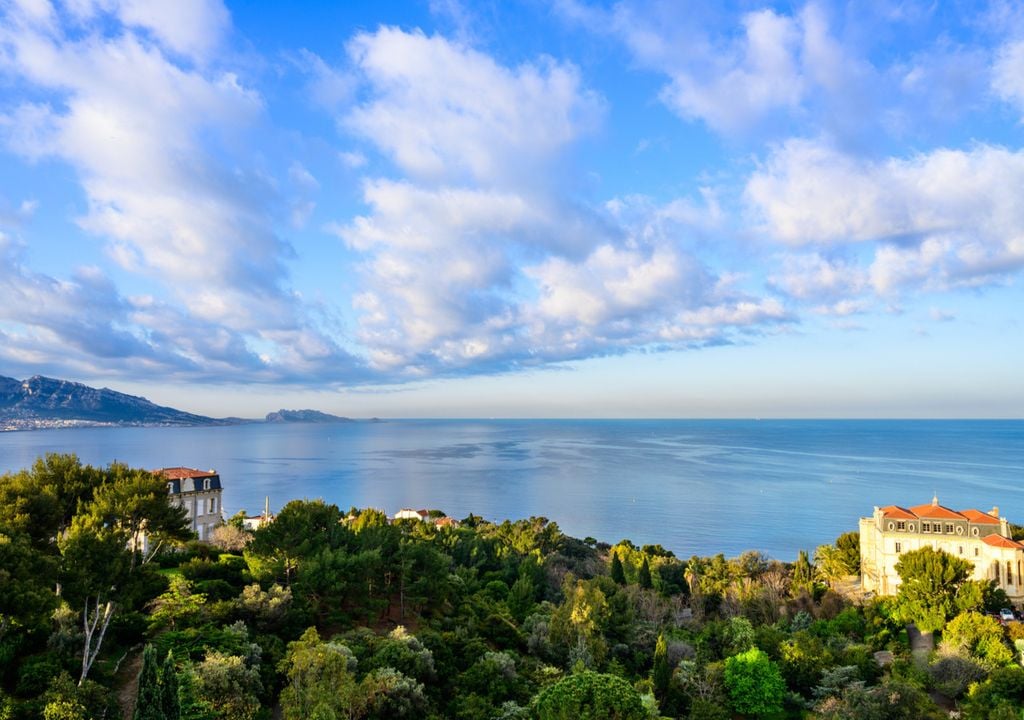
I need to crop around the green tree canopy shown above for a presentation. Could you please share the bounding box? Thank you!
[134,645,163,720]
[893,547,972,632]
[722,647,786,718]
[532,671,647,720]
[279,627,361,720]
[942,611,1014,668]
[638,557,653,590]
[610,551,625,585]
[834,532,861,575]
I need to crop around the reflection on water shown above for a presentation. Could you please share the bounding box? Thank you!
[1,419,1022,559]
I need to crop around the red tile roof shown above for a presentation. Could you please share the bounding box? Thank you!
[982,534,1024,550]
[881,506,917,520]
[154,467,218,480]
[960,509,1001,525]
[908,503,966,520]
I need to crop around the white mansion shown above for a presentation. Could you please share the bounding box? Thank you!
[860,496,1024,603]
[155,466,224,542]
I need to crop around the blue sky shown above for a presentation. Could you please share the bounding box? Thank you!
[0,0,1022,418]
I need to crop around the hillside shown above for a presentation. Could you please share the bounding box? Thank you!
[0,375,224,430]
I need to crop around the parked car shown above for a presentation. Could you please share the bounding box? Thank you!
[999,608,1015,623]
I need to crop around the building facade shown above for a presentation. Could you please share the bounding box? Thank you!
[155,467,224,541]
[394,508,430,521]
[860,496,1024,604]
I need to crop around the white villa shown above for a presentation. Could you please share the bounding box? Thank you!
[860,496,1024,604]
[394,508,430,521]
[155,467,224,542]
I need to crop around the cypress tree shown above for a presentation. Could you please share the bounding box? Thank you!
[638,557,653,590]
[652,632,670,700]
[134,644,164,720]
[161,650,181,720]
[792,549,814,593]
[610,551,626,585]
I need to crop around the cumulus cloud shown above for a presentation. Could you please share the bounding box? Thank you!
[658,8,805,135]
[748,139,1024,294]
[0,0,362,382]
[0,196,38,227]
[0,233,367,383]
[993,40,1024,117]
[0,234,196,376]
[557,0,997,146]
[768,252,867,301]
[325,27,789,375]
[557,0,862,136]
[64,0,230,61]
[345,26,602,185]
[296,48,357,111]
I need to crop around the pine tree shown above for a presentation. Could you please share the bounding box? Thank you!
[161,651,181,720]
[610,551,626,585]
[638,557,653,590]
[134,644,165,720]
[652,632,670,700]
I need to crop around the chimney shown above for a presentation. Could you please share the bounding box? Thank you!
[990,506,999,518]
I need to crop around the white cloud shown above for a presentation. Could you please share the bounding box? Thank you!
[673,298,788,329]
[812,299,872,317]
[339,150,367,169]
[0,195,39,227]
[558,0,992,145]
[297,48,357,111]
[64,0,230,62]
[345,27,602,185]
[768,251,867,300]
[0,0,362,382]
[993,40,1024,118]
[658,8,804,135]
[323,28,788,374]
[748,139,1024,293]
[527,243,693,327]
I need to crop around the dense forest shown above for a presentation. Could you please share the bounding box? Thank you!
[2,454,1024,719]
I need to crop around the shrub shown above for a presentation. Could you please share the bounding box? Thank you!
[723,648,785,717]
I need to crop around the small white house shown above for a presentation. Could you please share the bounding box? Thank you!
[394,508,429,521]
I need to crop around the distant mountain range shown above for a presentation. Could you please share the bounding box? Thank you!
[0,375,356,431]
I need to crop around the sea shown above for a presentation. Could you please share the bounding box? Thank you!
[1,419,1021,560]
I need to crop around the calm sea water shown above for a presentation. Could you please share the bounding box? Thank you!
[1,420,1021,559]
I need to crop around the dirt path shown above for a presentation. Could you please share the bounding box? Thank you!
[115,648,143,720]
[907,623,934,668]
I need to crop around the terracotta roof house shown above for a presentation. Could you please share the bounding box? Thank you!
[861,496,1024,604]
[394,508,430,521]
